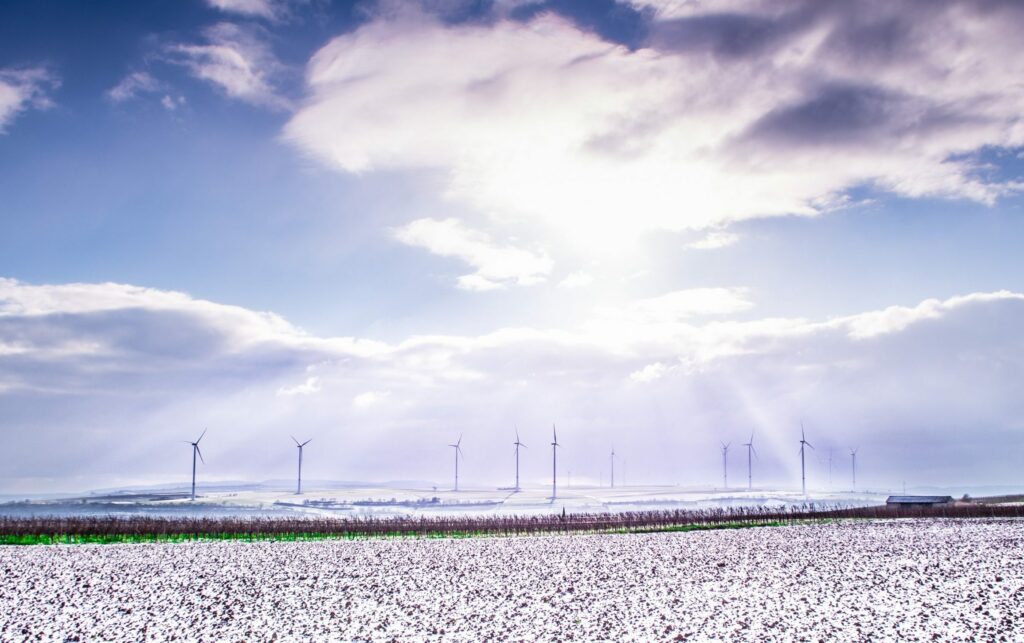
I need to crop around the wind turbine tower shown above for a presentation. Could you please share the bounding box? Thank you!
[610,448,615,488]
[449,434,464,491]
[850,447,858,491]
[742,433,757,490]
[799,423,814,497]
[550,425,560,500]
[292,436,311,495]
[188,429,206,501]
[513,428,527,491]
[720,442,730,489]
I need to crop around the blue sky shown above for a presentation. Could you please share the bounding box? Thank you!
[2,0,1024,493]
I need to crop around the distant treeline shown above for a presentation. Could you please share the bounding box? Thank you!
[0,503,1021,543]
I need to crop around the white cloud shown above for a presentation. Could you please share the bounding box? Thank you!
[623,288,753,322]
[106,72,161,103]
[0,67,57,133]
[353,390,391,409]
[206,0,282,20]
[168,23,288,109]
[284,4,1024,253]
[277,375,321,396]
[395,218,552,290]
[559,271,594,288]
[688,231,739,250]
[3,277,1024,490]
[629,361,668,383]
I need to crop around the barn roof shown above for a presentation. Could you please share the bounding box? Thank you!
[885,495,954,504]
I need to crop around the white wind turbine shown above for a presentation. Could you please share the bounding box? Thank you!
[610,447,616,488]
[720,442,730,489]
[742,433,757,491]
[550,425,560,501]
[850,447,859,491]
[799,423,814,497]
[187,429,206,501]
[449,434,464,491]
[513,428,527,491]
[291,436,311,495]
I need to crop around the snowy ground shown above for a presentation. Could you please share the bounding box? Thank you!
[1,519,1021,641]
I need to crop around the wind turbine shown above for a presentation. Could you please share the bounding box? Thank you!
[850,447,858,491]
[610,447,616,488]
[513,428,527,491]
[187,429,206,501]
[550,425,560,501]
[449,434,464,491]
[720,442,730,489]
[742,433,757,490]
[291,436,311,495]
[799,423,814,497]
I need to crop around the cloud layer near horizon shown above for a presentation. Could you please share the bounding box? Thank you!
[2,277,1022,492]
[284,1,1024,254]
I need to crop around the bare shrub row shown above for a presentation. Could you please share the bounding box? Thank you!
[0,502,1021,540]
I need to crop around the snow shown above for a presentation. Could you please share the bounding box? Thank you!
[1,519,1021,640]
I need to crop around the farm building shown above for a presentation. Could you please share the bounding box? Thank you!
[885,495,954,507]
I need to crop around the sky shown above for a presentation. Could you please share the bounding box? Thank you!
[2,0,1024,495]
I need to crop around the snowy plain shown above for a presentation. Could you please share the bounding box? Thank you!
[1,518,1021,641]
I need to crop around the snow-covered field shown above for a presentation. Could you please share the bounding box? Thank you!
[2,519,1020,641]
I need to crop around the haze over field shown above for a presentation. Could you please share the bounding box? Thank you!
[2,0,1024,496]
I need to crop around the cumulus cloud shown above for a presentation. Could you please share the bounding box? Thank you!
[106,71,161,103]
[629,361,668,383]
[688,231,739,250]
[395,218,552,290]
[284,2,1024,252]
[0,67,58,133]
[206,0,283,20]
[3,277,1023,491]
[559,271,594,288]
[168,23,288,109]
[277,376,321,396]
[353,390,390,409]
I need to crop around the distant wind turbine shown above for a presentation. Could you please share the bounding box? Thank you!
[449,434,464,491]
[742,433,757,490]
[291,436,311,495]
[610,447,616,488]
[187,429,206,501]
[799,422,814,497]
[720,442,730,489]
[850,447,859,491]
[513,428,527,491]
[550,425,560,501]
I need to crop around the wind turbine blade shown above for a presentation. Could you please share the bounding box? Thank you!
[457,433,463,447]
[806,441,815,450]
[196,428,207,444]
[195,445,205,465]
[291,435,300,446]
[301,439,312,447]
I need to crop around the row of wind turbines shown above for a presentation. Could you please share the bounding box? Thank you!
[184,423,861,502]
[719,424,860,496]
